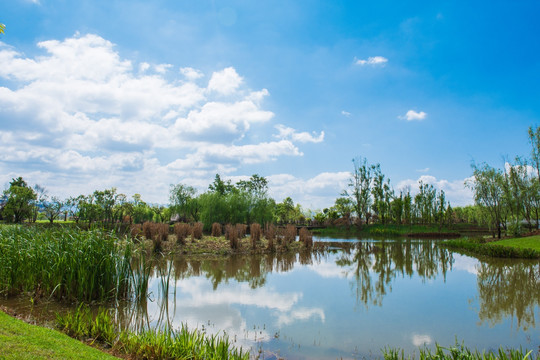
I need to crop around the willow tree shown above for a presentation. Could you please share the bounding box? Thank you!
[343,157,375,225]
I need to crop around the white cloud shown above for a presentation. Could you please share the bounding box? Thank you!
[355,56,388,66]
[341,110,351,117]
[412,334,433,347]
[180,66,204,80]
[275,124,324,143]
[0,34,322,203]
[207,66,243,95]
[416,167,430,173]
[400,110,427,121]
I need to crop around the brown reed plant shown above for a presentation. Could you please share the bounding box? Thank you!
[211,222,222,237]
[152,223,169,253]
[142,221,153,240]
[299,227,313,248]
[265,223,276,251]
[225,224,239,250]
[130,224,143,241]
[174,222,191,245]
[192,222,203,240]
[250,223,262,249]
[284,224,297,246]
[235,224,247,239]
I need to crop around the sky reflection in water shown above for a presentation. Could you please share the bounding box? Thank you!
[137,238,539,360]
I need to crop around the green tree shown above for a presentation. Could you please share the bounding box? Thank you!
[169,183,198,222]
[343,157,374,225]
[43,196,64,224]
[2,177,37,223]
[0,23,5,35]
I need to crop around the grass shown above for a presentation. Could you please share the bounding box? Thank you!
[382,341,536,360]
[443,235,540,259]
[0,225,133,302]
[56,305,249,360]
[491,235,540,252]
[0,309,118,360]
[313,224,463,237]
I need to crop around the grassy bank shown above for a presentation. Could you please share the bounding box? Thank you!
[442,235,540,259]
[0,309,118,360]
[313,224,466,237]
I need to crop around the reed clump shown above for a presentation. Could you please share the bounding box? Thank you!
[236,224,247,239]
[211,222,222,237]
[56,305,249,360]
[284,224,297,247]
[250,223,262,249]
[153,223,169,253]
[299,227,313,248]
[174,222,191,245]
[225,224,239,250]
[192,222,204,240]
[142,221,153,240]
[265,223,276,251]
[0,225,132,302]
[130,224,143,241]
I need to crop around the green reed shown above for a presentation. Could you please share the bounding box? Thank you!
[382,341,536,360]
[56,305,249,360]
[0,225,133,302]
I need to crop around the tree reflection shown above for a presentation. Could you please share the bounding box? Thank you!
[476,259,539,330]
[336,240,454,308]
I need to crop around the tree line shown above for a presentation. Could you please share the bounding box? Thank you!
[2,126,539,235]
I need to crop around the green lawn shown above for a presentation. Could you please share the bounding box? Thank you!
[0,310,118,360]
[490,235,540,251]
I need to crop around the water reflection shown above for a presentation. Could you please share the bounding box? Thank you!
[475,258,540,331]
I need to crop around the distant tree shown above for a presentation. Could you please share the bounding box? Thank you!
[334,197,354,220]
[208,174,234,195]
[32,184,48,222]
[528,125,540,184]
[43,196,64,224]
[169,183,198,222]
[343,157,374,225]
[0,23,5,35]
[2,177,37,223]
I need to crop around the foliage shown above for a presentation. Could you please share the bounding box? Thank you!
[443,238,540,259]
[56,305,249,360]
[0,225,132,302]
[1,177,37,223]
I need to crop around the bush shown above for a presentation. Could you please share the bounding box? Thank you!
[284,224,297,246]
[130,224,142,241]
[236,224,247,239]
[142,222,153,240]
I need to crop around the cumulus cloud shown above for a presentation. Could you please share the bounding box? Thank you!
[355,56,388,66]
[0,34,320,203]
[400,110,427,121]
[274,125,325,143]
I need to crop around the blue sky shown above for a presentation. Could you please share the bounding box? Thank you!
[1,0,539,209]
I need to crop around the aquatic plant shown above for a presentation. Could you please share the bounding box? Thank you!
[211,222,222,237]
[299,227,313,248]
[225,224,239,250]
[284,224,297,246]
[0,225,132,302]
[265,223,276,251]
[173,222,191,245]
[250,223,262,249]
[56,305,249,360]
[192,222,204,240]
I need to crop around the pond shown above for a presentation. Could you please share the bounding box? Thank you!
[123,236,540,359]
[3,236,539,359]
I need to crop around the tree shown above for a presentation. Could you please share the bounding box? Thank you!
[0,23,5,35]
[43,196,64,224]
[2,177,37,223]
[169,183,198,222]
[468,163,506,238]
[343,157,374,225]
[528,125,540,184]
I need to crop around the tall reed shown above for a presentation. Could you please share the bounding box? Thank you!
[211,222,222,237]
[142,222,153,240]
[192,222,203,240]
[265,223,276,251]
[284,224,297,246]
[250,223,261,249]
[173,223,191,245]
[225,224,239,250]
[299,227,313,248]
[236,224,247,239]
[0,225,132,302]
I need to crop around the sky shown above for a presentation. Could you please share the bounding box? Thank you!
[1,0,539,210]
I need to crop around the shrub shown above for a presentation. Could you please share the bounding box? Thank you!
[211,222,222,237]
[174,222,191,245]
[250,223,261,249]
[192,222,203,240]
[130,224,142,241]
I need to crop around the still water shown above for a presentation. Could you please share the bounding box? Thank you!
[123,237,539,359]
